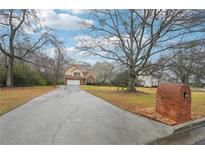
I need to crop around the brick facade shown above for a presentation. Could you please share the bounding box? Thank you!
[156,82,192,124]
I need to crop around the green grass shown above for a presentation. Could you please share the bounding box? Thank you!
[81,85,205,119]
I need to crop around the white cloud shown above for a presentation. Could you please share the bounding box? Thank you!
[74,35,121,49]
[65,47,77,53]
[64,46,92,57]
[44,46,78,58]
[74,34,149,49]
[69,9,91,15]
[39,10,93,30]
[43,46,111,65]
[81,58,99,65]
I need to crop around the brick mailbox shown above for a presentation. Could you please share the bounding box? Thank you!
[156,82,191,124]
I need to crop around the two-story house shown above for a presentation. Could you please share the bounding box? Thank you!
[64,64,96,86]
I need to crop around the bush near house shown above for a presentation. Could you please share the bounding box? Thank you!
[0,65,6,87]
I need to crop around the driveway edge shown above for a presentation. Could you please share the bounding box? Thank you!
[147,117,205,144]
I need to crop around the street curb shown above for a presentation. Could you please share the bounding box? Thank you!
[147,117,205,144]
[173,117,205,134]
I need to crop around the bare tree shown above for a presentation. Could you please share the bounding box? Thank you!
[168,51,195,84]
[192,50,205,86]
[53,46,72,86]
[0,9,51,87]
[45,36,73,86]
[160,48,205,84]
[76,9,205,92]
[94,61,115,84]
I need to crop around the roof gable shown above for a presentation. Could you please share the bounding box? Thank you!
[65,64,95,75]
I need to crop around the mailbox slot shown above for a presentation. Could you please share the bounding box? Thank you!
[184,91,188,98]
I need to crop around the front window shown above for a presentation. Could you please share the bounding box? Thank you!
[74,72,81,76]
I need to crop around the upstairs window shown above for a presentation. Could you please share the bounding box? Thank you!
[74,72,81,77]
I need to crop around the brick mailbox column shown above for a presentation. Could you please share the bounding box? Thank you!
[156,82,191,124]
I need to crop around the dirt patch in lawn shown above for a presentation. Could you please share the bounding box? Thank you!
[81,85,205,125]
[112,90,150,95]
[0,86,56,116]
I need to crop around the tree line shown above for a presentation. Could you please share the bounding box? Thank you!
[94,52,205,88]
[1,9,205,89]
[0,10,71,87]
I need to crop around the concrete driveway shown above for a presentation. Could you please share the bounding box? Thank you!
[0,86,173,144]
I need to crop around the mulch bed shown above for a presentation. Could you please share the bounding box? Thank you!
[108,104,203,126]
[113,105,178,125]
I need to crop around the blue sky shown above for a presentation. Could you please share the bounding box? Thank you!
[40,9,104,64]
[40,9,205,65]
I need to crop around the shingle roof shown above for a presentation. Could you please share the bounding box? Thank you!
[65,64,96,78]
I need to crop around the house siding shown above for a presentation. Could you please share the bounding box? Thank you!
[64,65,96,85]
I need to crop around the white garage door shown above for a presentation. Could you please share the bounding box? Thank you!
[67,80,80,86]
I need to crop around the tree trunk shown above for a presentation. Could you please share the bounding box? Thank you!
[6,56,14,87]
[6,28,15,87]
[195,75,201,87]
[180,75,187,84]
[102,76,107,84]
[185,78,189,84]
[127,66,136,92]
[181,77,189,84]
[53,68,58,87]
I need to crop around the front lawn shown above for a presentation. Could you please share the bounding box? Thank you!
[81,85,205,125]
[0,86,56,116]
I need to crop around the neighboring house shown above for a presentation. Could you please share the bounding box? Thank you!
[64,64,96,86]
[138,75,159,87]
